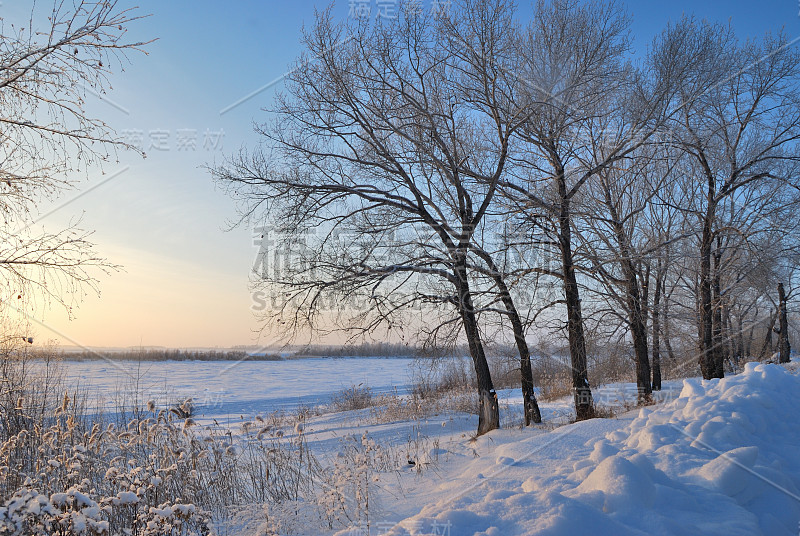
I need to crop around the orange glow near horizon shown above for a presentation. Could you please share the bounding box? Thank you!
[25,245,265,350]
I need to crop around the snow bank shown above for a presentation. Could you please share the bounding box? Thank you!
[387,363,800,535]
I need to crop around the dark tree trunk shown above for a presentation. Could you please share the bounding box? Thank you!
[663,293,676,363]
[624,264,651,404]
[696,277,704,347]
[507,300,542,425]
[642,263,650,330]
[735,313,744,366]
[759,311,778,360]
[604,183,651,404]
[455,258,499,435]
[712,256,725,377]
[778,282,791,364]
[652,264,663,391]
[473,248,542,425]
[699,206,719,379]
[558,194,594,420]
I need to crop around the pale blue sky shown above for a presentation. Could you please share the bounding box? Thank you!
[10,0,800,348]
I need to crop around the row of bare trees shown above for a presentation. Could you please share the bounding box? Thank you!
[214,0,800,435]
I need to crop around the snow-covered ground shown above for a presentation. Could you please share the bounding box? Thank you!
[262,362,798,535]
[58,357,416,422]
[372,362,800,536]
[58,356,682,425]
[57,357,800,535]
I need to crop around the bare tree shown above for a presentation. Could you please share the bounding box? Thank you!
[463,243,541,424]
[777,282,791,363]
[214,2,536,435]
[498,0,665,419]
[579,138,683,403]
[0,1,149,315]
[659,18,800,379]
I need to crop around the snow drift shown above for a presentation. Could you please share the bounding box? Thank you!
[385,363,800,535]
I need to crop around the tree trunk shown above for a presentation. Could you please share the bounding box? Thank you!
[507,300,542,425]
[699,208,719,379]
[623,263,651,404]
[629,289,653,404]
[558,195,594,420]
[759,311,777,360]
[492,280,542,424]
[641,263,650,330]
[778,282,791,364]
[652,264,663,391]
[663,293,676,363]
[475,249,542,425]
[735,313,744,367]
[455,258,499,435]
[711,247,725,377]
[604,182,651,404]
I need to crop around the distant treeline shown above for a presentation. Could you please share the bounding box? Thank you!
[297,342,516,359]
[53,349,283,362]
[299,342,420,358]
[41,343,522,361]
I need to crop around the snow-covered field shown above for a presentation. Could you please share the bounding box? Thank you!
[59,356,681,425]
[56,357,800,535]
[59,357,416,422]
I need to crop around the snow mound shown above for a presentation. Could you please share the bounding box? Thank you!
[387,363,800,535]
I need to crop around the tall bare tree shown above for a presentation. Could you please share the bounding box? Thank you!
[777,282,791,363]
[214,2,538,435]
[580,138,682,403]
[497,0,668,419]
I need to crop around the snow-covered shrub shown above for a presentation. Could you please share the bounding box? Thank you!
[0,480,210,536]
[319,432,390,532]
[0,393,212,535]
[237,414,320,505]
[0,485,108,536]
[330,385,373,412]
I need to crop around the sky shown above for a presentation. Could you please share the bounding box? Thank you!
[7,0,800,350]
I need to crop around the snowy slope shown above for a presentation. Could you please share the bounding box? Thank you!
[377,362,800,536]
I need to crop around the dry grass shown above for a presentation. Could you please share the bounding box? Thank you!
[0,349,440,536]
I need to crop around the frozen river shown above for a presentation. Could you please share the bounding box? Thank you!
[58,357,417,422]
